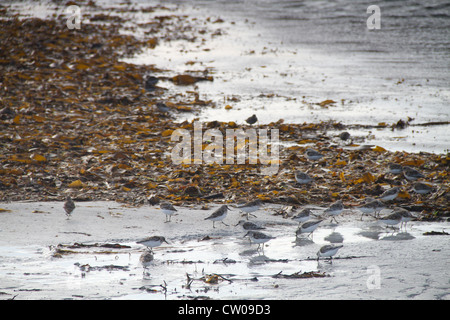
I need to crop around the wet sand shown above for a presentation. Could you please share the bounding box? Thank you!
[0,201,448,300]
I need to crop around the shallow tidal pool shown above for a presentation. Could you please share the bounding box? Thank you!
[0,201,449,300]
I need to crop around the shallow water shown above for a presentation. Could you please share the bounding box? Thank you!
[0,202,448,299]
[6,0,449,154]
[124,0,450,154]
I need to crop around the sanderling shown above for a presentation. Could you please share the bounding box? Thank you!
[339,132,351,141]
[317,244,343,263]
[139,251,154,268]
[378,187,400,201]
[403,166,425,181]
[245,114,258,125]
[292,208,313,224]
[305,148,324,161]
[237,200,263,220]
[244,231,274,253]
[387,163,403,174]
[136,236,168,253]
[140,251,154,277]
[393,207,415,230]
[160,202,177,222]
[204,205,230,228]
[156,102,170,113]
[294,171,313,184]
[144,76,159,91]
[148,194,160,206]
[357,199,386,220]
[412,182,433,194]
[296,220,323,238]
[235,220,265,230]
[64,196,75,219]
[379,212,402,228]
[324,200,344,223]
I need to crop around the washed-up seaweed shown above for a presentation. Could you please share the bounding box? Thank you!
[272,270,329,279]
[74,262,129,272]
[423,231,449,236]
[0,3,448,220]
[63,242,131,249]
[50,242,131,257]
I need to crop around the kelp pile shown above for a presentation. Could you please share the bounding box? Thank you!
[0,3,448,218]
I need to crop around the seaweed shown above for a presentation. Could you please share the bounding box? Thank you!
[272,270,329,279]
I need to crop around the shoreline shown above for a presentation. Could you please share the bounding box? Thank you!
[0,200,449,300]
[1,200,449,299]
[0,2,448,218]
[144,0,450,155]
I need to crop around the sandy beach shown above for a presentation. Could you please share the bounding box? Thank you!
[0,201,449,300]
[0,0,449,301]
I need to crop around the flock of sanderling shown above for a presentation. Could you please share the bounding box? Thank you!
[63,148,436,263]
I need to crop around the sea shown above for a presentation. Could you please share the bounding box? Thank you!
[6,0,450,153]
[145,0,450,154]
